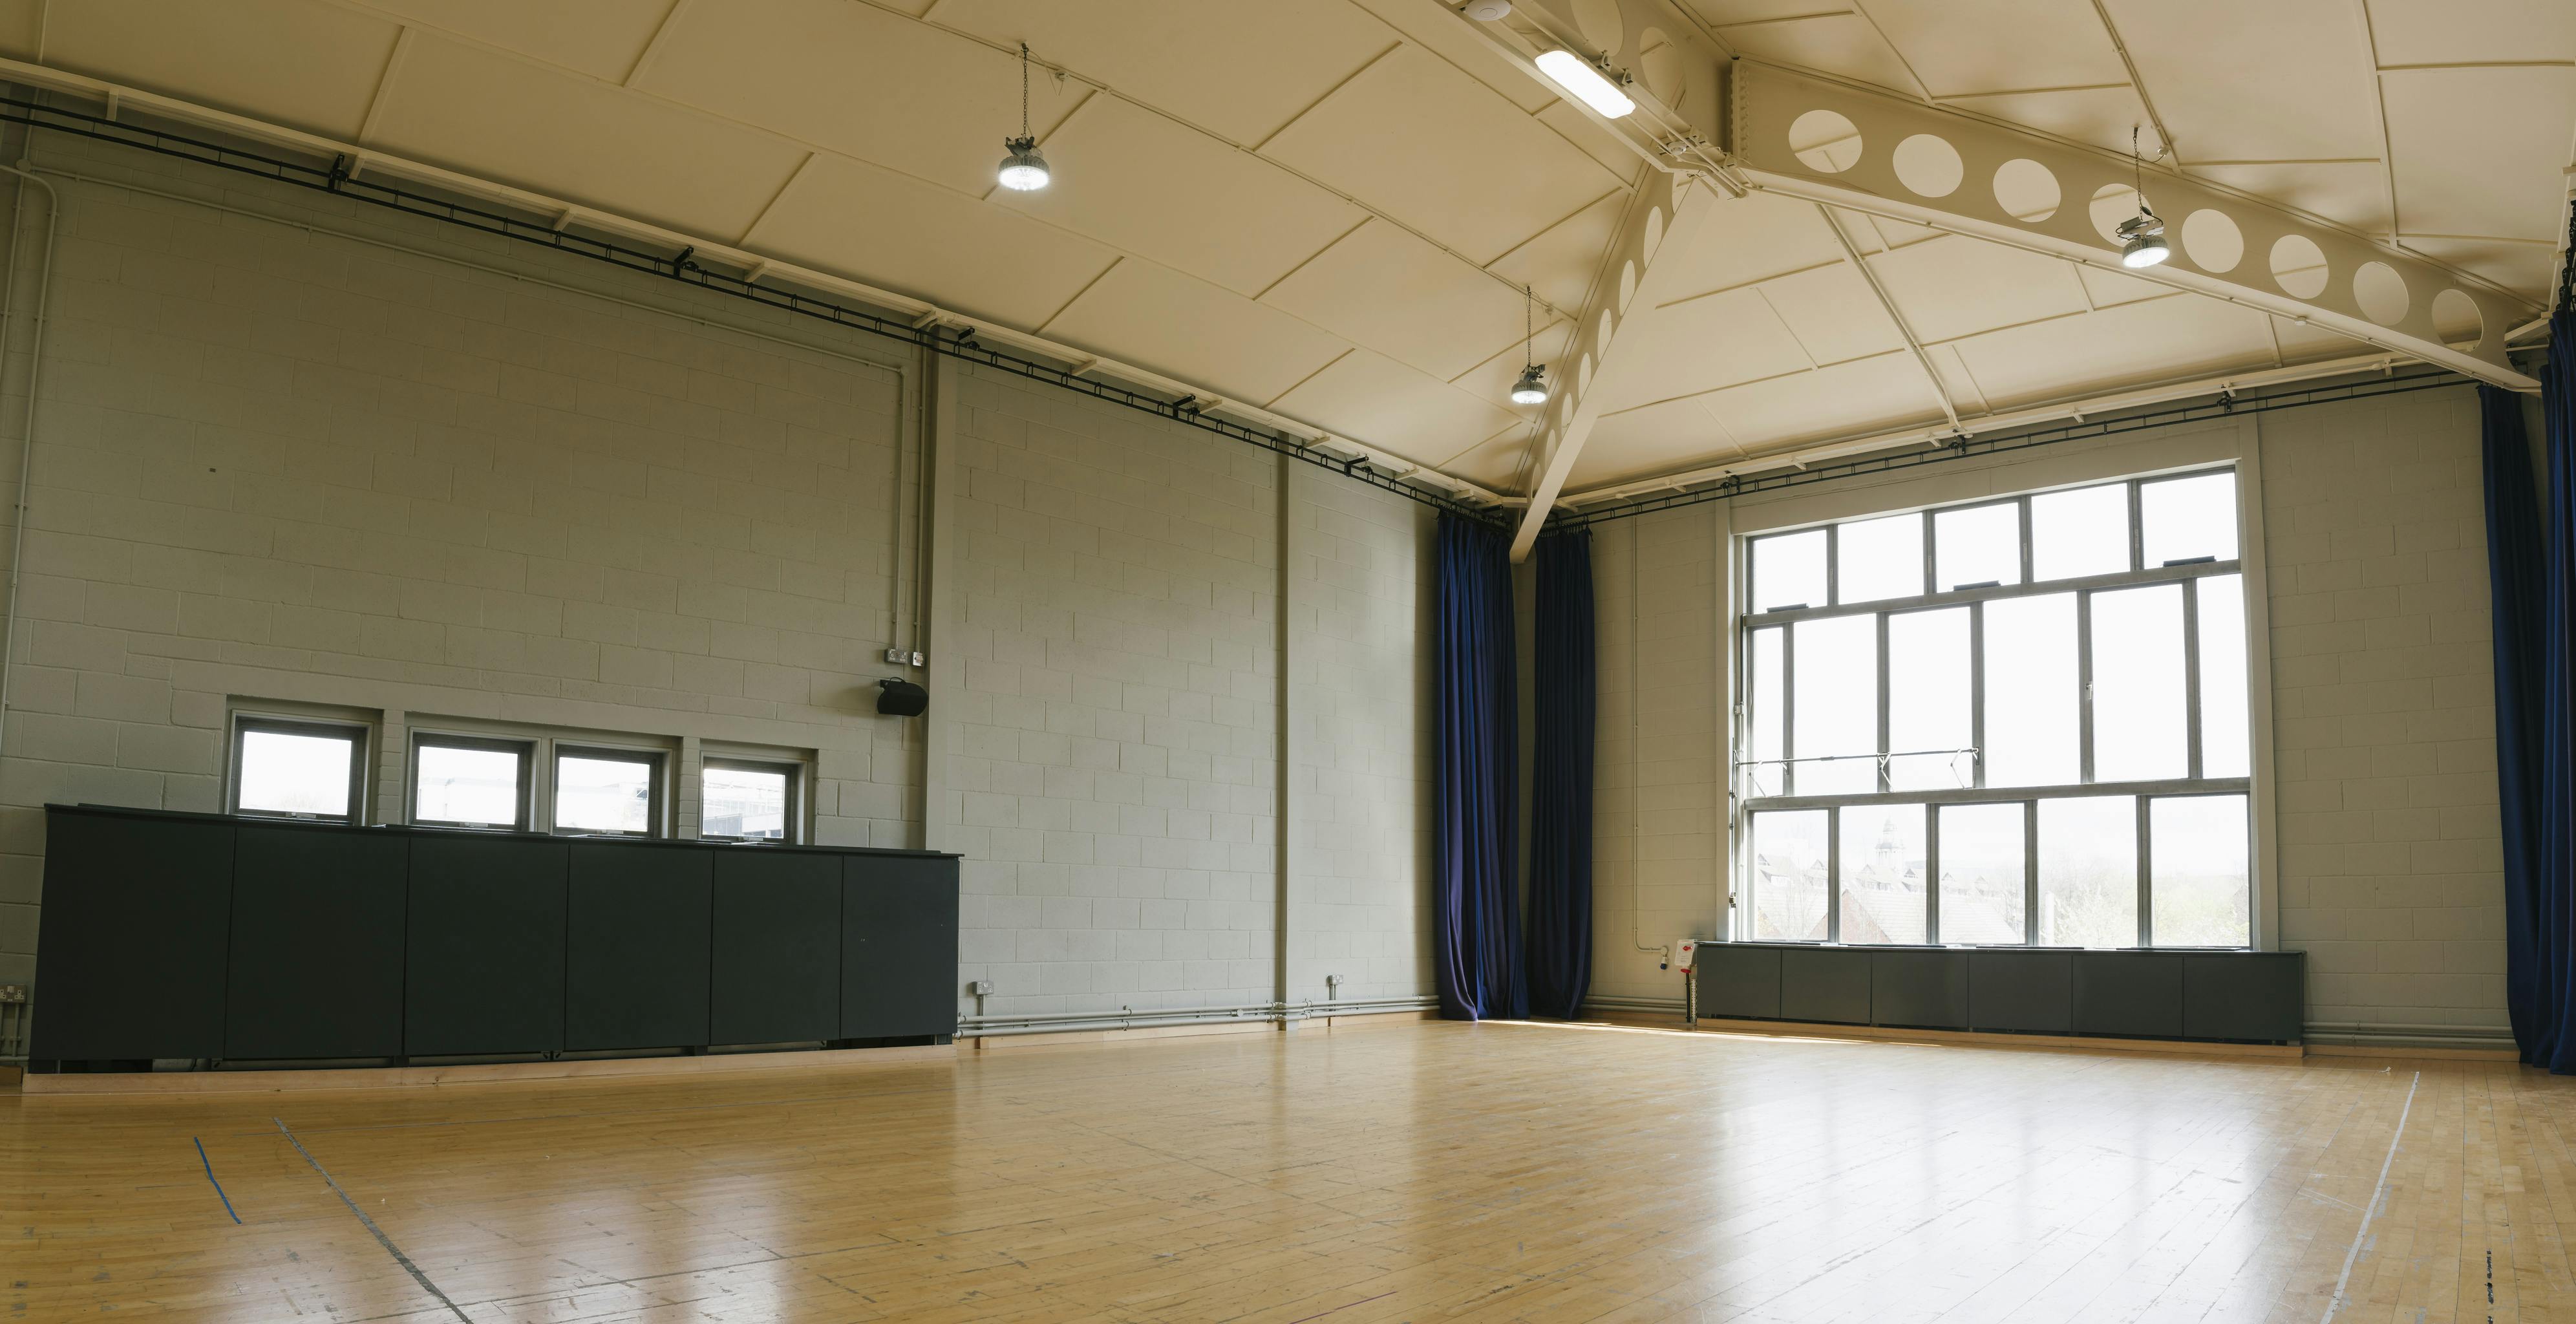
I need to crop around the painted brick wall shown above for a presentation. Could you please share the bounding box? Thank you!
[2259,387,2504,1030]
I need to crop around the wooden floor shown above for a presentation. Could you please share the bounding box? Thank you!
[3,1018,2569,1323]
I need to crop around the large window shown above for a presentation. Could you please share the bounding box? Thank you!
[1740,469,2253,948]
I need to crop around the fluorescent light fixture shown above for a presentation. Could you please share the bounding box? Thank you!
[1535,50,1634,118]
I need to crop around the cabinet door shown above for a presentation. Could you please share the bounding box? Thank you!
[841,855,957,1039]
[405,835,567,1056]
[710,851,840,1045]
[565,842,712,1052]
[32,810,235,1062]
[226,825,406,1060]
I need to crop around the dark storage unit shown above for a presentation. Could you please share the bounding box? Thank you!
[1968,949,2075,1034]
[710,849,842,1045]
[842,853,958,1038]
[404,834,569,1057]
[1780,946,1873,1024]
[29,809,235,1062]
[565,842,712,1052]
[225,824,407,1060]
[1696,943,1782,1020]
[30,805,961,1073]
[2071,952,2185,1039]
[1870,948,1969,1029]
[2183,952,2305,1041]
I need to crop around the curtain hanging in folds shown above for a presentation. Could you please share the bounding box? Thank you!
[1433,512,1526,1021]
[2507,310,2576,1070]
[2482,381,2549,1062]
[1526,529,1596,1020]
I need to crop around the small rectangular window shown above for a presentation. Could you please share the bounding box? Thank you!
[2141,471,2239,566]
[1834,511,1924,604]
[1933,501,2021,591]
[702,759,800,842]
[1751,529,1827,611]
[231,717,367,822]
[1749,809,1829,941]
[412,735,531,830]
[2030,484,2130,581]
[555,747,663,837]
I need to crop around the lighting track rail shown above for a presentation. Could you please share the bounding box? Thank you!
[1548,365,2471,530]
[0,92,1503,524]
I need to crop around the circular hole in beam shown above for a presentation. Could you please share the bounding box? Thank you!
[1638,28,1682,103]
[1789,109,1862,173]
[2431,288,2484,351]
[1619,259,1636,312]
[2089,182,2142,246]
[1572,0,1623,54]
[1992,158,2059,222]
[2353,261,2409,326]
[2270,234,2328,299]
[1892,134,1963,198]
[2180,209,2242,273]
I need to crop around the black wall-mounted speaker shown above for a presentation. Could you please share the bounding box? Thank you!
[876,678,928,717]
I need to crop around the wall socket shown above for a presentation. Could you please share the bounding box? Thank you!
[884,648,925,666]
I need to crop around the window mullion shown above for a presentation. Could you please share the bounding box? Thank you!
[1826,805,1841,943]
[1969,600,1986,790]
[1782,623,1798,799]
[1925,801,1942,945]
[2077,590,2095,785]
[2126,479,2145,572]
[2136,794,2154,946]
[1875,611,1891,795]
[2182,576,2204,781]
[2022,800,2038,945]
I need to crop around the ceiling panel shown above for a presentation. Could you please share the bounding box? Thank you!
[928,0,1394,145]
[1431,422,1541,488]
[2189,160,2392,239]
[1579,353,1941,483]
[2367,0,2576,64]
[1043,259,1351,406]
[1710,16,1924,98]
[2075,262,2182,309]
[1268,347,1522,460]
[2272,314,2374,363]
[2398,237,2560,302]
[1865,0,2127,96]
[1261,220,1529,381]
[1579,396,1734,484]
[1950,296,2277,406]
[2383,66,2576,241]
[1935,85,2156,156]
[1654,190,1850,301]
[1865,235,2091,344]
[1453,321,1579,411]
[1261,41,1628,265]
[45,0,398,138]
[368,34,809,241]
[2103,0,2380,164]
[637,0,1072,199]
[1487,190,1627,315]
[1597,287,1816,412]
[1337,0,1553,113]
[995,94,1367,297]
[1757,263,1908,365]
[744,154,1119,329]
[348,0,674,81]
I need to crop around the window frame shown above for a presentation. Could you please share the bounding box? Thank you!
[409,732,536,832]
[697,755,805,845]
[549,743,668,838]
[227,714,371,824]
[1734,459,2264,951]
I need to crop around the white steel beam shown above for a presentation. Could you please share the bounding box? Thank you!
[1727,61,2539,391]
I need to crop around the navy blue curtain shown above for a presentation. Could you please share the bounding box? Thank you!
[1434,513,1526,1020]
[2511,312,2576,1070]
[2483,381,2548,1062]
[1526,530,1595,1019]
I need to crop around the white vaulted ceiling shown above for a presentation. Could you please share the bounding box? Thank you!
[5,0,2571,501]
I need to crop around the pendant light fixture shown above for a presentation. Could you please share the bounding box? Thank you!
[996,43,1050,192]
[2116,126,2167,269]
[1509,284,1549,405]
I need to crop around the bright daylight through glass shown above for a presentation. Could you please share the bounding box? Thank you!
[556,754,654,834]
[237,728,354,817]
[415,745,523,826]
[703,765,789,840]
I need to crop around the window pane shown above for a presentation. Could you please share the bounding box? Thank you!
[1888,608,1972,790]
[1752,529,1826,611]
[2141,471,2238,566]
[2198,575,2250,778]
[1839,803,1927,945]
[1836,512,1924,604]
[416,744,522,826]
[557,754,654,834]
[2038,796,2136,947]
[1747,627,1785,798]
[704,765,791,840]
[2091,584,2188,782]
[1793,614,1878,795]
[1935,502,2021,591]
[1938,802,2026,945]
[2031,485,2130,580]
[2151,795,2250,946]
[1750,810,1829,941]
[1983,593,2078,786]
[239,728,356,817]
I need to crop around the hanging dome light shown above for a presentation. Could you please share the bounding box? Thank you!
[997,137,1049,191]
[996,42,1050,192]
[2116,125,2166,268]
[1511,363,1550,405]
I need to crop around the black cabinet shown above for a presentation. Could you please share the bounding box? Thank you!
[1696,943,1781,1020]
[1780,947,1873,1024]
[711,850,842,1045]
[1968,949,2074,1034]
[226,824,407,1060]
[1871,949,1969,1029]
[404,835,568,1056]
[566,842,712,1052]
[2184,952,2305,1041]
[2071,952,2184,1039]
[29,809,234,1062]
[842,853,958,1039]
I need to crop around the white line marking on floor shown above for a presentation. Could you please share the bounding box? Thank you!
[2321,1069,2419,1323]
